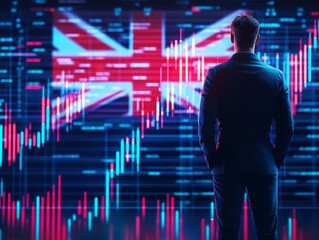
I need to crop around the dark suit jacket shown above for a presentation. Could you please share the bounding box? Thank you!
[198,52,294,174]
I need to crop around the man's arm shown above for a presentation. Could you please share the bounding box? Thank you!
[198,68,218,171]
[273,71,294,169]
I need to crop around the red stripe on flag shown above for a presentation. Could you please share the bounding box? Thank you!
[196,28,231,48]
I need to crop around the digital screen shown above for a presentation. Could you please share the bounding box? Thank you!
[0,0,318,239]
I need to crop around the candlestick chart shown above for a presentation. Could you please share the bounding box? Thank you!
[0,0,319,239]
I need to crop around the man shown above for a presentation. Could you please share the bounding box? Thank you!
[198,15,294,240]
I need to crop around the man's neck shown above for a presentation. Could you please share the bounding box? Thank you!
[234,46,255,53]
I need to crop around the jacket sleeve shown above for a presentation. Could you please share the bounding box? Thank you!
[198,68,218,170]
[273,71,294,169]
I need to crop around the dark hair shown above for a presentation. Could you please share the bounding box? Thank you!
[231,15,260,49]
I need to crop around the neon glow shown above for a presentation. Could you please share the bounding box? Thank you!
[0,1,318,239]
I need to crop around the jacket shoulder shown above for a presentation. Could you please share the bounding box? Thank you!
[209,59,233,72]
[262,62,283,76]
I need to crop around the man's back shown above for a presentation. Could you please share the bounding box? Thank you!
[205,52,292,174]
[198,15,294,240]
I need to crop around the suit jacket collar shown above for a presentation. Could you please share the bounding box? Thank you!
[230,52,261,61]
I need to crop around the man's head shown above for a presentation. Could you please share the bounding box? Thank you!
[231,15,260,52]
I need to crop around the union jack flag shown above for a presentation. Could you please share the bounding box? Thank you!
[52,9,248,117]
